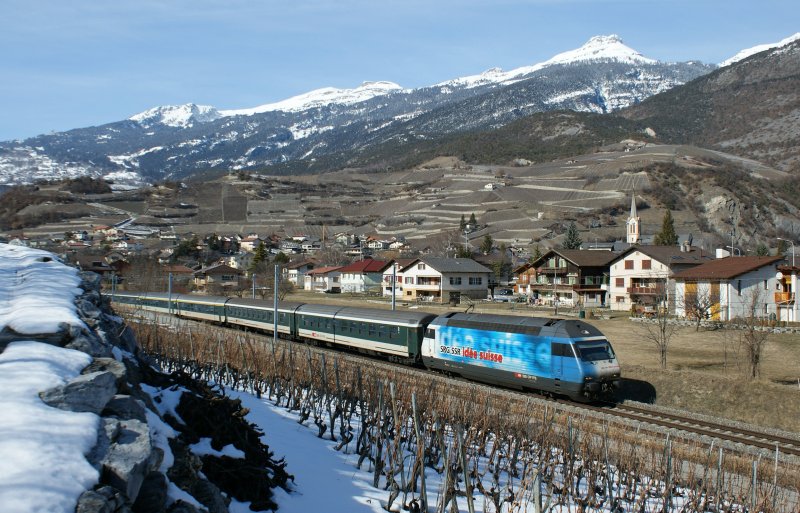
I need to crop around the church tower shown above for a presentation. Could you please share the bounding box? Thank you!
[626,192,640,244]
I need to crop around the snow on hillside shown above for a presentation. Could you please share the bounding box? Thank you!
[130,103,222,128]
[220,81,405,116]
[0,243,389,513]
[437,34,656,89]
[719,32,800,67]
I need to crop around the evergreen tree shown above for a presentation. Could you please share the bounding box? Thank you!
[468,213,477,228]
[777,239,788,257]
[459,214,467,232]
[480,235,494,254]
[274,252,290,264]
[755,243,769,256]
[562,222,582,250]
[530,244,543,263]
[249,242,268,271]
[455,246,473,258]
[654,210,678,246]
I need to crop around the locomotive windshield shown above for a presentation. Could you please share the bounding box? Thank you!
[575,341,615,361]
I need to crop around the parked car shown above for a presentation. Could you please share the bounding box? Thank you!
[492,289,517,302]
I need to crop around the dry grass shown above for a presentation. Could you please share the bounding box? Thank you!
[594,317,800,432]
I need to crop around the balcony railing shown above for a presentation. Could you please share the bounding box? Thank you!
[775,292,795,303]
[628,286,659,295]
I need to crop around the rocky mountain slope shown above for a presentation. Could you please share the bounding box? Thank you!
[621,37,800,172]
[0,35,713,186]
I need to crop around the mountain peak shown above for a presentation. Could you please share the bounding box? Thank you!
[130,103,220,128]
[542,34,657,66]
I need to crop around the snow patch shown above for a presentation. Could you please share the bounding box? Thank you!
[220,81,405,116]
[719,32,800,67]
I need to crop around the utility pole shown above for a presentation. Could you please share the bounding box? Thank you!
[391,265,397,311]
[273,265,279,348]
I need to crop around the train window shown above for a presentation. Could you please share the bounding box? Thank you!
[368,324,376,336]
[424,328,435,339]
[575,342,615,361]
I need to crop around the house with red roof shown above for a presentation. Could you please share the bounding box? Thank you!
[304,266,343,293]
[337,258,391,294]
[673,256,785,321]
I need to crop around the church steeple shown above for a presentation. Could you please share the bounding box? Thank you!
[627,191,640,244]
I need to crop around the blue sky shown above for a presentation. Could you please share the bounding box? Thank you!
[1,0,797,141]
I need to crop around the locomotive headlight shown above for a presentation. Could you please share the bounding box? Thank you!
[584,376,593,381]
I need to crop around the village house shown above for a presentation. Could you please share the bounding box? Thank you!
[608,243,712,313]
[776,261,800,323]
[304,266,343,293]
[239,235,263,253]
[283,260,316,287]
[337,258,390,294]
[381,259,417,298]
[398,258,491,303]
[516,249,617,308]
[673,256,786,321]
[220,252,254,271]
[193,263,243,293]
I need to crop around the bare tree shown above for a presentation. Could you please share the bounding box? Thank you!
[739,289,770,380]
[638,281,679,370]
[250,263,294,300]
[682,282,721,331]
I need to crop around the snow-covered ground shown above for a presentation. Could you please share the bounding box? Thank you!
[0,243,408,513]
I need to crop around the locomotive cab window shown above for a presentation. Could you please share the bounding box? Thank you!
[424,328,435,339]
[575,341,615,361]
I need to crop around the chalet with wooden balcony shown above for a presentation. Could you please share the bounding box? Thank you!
[673,256,785,321]
[775,263,799,322]
[608,244,712,312]
[515,250,616,308]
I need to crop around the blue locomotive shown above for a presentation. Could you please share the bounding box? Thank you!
[112,292,620,401]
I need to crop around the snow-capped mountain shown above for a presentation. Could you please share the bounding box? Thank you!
[130,104,222,129]
[719,32,800,67]
[0,35,715,186]
[219,81,405,116]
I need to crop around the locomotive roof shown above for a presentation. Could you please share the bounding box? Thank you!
[432,313,605,339]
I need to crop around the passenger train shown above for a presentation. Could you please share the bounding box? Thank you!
[112,292,621,402]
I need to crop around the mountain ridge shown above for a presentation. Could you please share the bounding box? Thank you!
[4,33,788,186]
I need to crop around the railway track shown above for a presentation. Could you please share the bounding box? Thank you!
[127,309,800,461]
[583,401,800,459]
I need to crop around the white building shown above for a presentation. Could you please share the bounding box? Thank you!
[337,258,389,294]
[626,192,640,244]
[381,259,417,298]
[304,266,342,293]
[398,258,491,303]
[673,256,786,321]
[608,244,711,312]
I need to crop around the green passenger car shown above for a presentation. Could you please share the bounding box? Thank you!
[224,298,303,336]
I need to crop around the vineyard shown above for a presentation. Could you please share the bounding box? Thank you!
[131,319,800,513]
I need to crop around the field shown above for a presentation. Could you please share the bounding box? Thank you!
[283,290,800,432]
